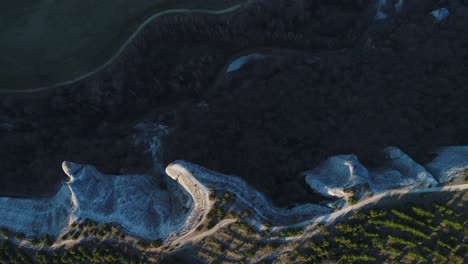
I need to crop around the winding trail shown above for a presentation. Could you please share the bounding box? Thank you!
[168,218,237,248]
[164,163,215,246]
[165,161,331,227]
[165,158,467,252]
[274,184,468,234]
[251,184,468,263]
[2,179,465,258]
[0,4,242,94]
[163,160,468,251]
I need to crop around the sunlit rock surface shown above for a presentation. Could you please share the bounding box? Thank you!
[304,155,370,198]
[305,147,440,198]
[0,185,72,238]
[0,162,190,239]
[167,161,331,225]
[1,144,466,239]
[426,146,468,183]
[370,147,437,191]
[63,161,189,239]
[431,8,449,22]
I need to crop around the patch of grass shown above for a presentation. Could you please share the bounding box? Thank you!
[0,0,244,90]
[369,220,430,239]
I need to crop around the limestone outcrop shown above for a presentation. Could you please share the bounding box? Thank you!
[0,162,189,239]
[305,147,439,198]
[304,155,370,198]
[0,185,72,238]
[426,146,468,183]
[167,161,331,225]
[370,147,437,192]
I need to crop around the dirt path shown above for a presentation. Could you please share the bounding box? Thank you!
[2,183,465,261]
[162,218,237,250]
[273,184,468,233]
[251,184,468,263]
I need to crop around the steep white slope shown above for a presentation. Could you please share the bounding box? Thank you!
[0,162,189,240]
[305,147,439,198]
[426,146,468,183]
[167,161,331,225]
[431,8,450,22]
[370,147,437,191]
[0,185,71,237]
[165,162,213,243]
[304,155,370,198]
[63,161,189,240]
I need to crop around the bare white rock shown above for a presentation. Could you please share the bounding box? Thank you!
[431,8,450,22]
[0,162,189,239]
[370,147,438,192]
[167,161,331,225]
[0,185,72,238]
[426,146,468,183]
[305,147,440,198]
[304,155,370,198]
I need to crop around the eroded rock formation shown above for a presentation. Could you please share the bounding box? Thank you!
[426,146,468,183]
[0,162,190,239]
[305,147,439,198]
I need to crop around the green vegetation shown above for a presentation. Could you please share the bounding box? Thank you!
[289,191,467,264]
[411,206,434,218]
[0,239,144,264]
[1,0,243,90]
[209,189,216,201]
[463,169,468,182]
[136,239,163,250]
[0,218,155,263]
[278,228,304,237]
[233,222,256,237]
[348,197,358,205]
[441,219,463,231]
[338,254,376,263]
[183,191,467,263]
[1,191,466,263]
[206,191,236,229]
[0,217,161,264]
[40,235,52,246]
[368,220,430,239]
[387,235,416,248]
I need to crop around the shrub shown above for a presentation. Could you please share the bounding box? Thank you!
[209,190,216,201]
[369,220,430,239]
[339,255,376,263]
[348,197,357,205]
[242,210,251,218]
[41,235,53,246]
[387,235,416,248]
[14,233,25,240]
[441,219,462,231]
[150,240,162,248]
[407,252,427,262]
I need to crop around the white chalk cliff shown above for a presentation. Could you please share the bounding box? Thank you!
[304,155,370,198]
[166,161,332,226]
[305,147,440,198]
[426,146,468,183]
[369,147,437,192]
[0,184,72,238]
[0,161,189,239]
[0,144,466,240]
